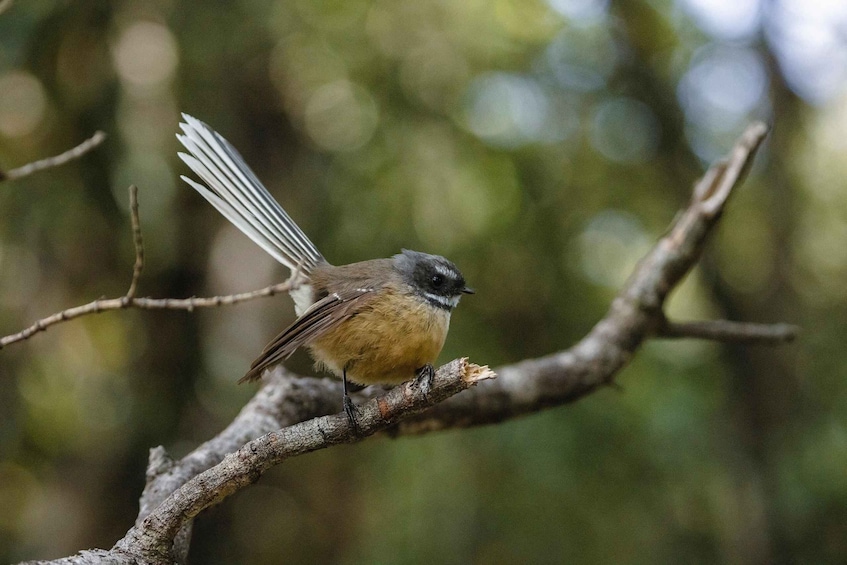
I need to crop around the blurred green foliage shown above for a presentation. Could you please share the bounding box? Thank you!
[2,0,847,563]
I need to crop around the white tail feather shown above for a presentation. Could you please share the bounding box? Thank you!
[176,114,324,275]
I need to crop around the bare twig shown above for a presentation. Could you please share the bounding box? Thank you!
[0,282,296,349]
[694,122,767,216]
[0,130,106,182]
[0,184,301,349]
[124,185,144,300]
[659,319,798,343]
[0,0,13,16]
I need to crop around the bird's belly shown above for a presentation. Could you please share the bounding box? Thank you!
[308,292,450,385]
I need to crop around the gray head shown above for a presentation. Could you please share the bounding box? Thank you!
[393,249,474,311]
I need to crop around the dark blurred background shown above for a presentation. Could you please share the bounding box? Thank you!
[1,0,846,563]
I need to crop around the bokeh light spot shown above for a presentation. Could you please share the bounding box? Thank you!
[679,0,762,40]
[767,0,847,103]
[111,21,179,90]
[544,29,617,92]
[678,46,767,132]
[304,80,378,152]
[269,34,349,116]
[547,0,609,23]
[495,0,562,41]
[589,97,660,163]
[399,36,469,112]
[0,71,47,138]
[578,211,652,288]
[464,73,553,148]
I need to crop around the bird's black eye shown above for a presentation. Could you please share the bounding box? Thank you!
[431,274,444,288]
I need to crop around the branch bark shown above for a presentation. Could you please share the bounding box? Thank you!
[659,319,798,343]
[17,122,791,565]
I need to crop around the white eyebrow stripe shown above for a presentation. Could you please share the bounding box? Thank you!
[433,263,458,279]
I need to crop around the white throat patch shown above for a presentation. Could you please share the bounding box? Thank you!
[424,292,460,310]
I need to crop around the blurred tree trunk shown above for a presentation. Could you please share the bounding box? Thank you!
[609,1,806,562]
[697,45,805,565]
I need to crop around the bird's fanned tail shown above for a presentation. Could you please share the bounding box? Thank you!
[176,114,325,274]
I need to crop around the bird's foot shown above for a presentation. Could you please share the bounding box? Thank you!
[343,393,361,436]
[414,364,435,398]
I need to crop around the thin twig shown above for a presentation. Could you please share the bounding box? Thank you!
[1,184,301,350]
[0,0,13,15]
[659,319,798,343]
[124,186,144,300]
[0,130,106,182]
[695,122,768,217]
[0,283,296,349]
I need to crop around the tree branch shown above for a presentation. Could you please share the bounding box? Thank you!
[16,122,794,565]
[659,319,798,343]
[116,360,493,563]
[25,361,493,565]
[0,130,106,182]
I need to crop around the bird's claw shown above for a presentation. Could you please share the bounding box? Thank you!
[414,364,435,398]
[343,393,361,435]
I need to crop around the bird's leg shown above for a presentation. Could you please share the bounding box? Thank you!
[414,364,435,398]
[342,368,361,435]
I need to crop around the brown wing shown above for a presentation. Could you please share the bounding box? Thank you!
[239,288,377,383]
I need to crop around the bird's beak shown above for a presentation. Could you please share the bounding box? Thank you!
[461,286,475,294]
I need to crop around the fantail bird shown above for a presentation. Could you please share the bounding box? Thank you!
[176,114,473,426]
